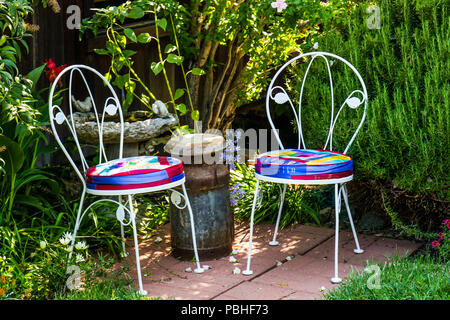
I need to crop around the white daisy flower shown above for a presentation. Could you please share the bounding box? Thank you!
[76,253,85,263]
[74,241,88,250]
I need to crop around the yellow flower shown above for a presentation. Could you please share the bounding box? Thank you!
[0,275,6,284]
[0,288,5,297]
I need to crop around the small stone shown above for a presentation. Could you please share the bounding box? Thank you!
[229,256,238,263]
[202,265,211,270]
[232,267,241,275]
[231,249,238,255]
[286,255,294,261]
[185,267,192,273]
[320,286,327,292]
[154,236,163,244]
[275,260,283,267]
[71,96,92,112]
[152,100,169,117]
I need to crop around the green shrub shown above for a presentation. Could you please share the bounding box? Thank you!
[286,0,448,197]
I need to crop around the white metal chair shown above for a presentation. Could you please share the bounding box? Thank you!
[243,52,368,283]
[48,65,205,295]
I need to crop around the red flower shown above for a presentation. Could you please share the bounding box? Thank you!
[45,58,67,83]
[432,241,439,247]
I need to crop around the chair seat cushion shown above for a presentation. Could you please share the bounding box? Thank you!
[255,149,353,180]
[86,173,185,191]
[86,156,183,186]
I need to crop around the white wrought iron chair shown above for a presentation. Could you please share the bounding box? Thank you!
[243,52,368,283]
[48,65,205,295]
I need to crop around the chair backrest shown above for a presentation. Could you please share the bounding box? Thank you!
[266,51,368,154]
[48,65,124,185]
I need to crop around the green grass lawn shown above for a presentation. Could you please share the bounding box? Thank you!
[324,255,449,300]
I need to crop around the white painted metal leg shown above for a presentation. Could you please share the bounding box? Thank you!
[331,184,342,284]
[68,189,86,261]
[127,194,147,296]
[181,183,204,274]
[269,184,287,246]
[118,195,128,257]
[342,185,364,254]
[243,179,260,276]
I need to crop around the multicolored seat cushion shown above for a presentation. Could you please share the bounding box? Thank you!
[255,149,353,181]
[85,156,184,190]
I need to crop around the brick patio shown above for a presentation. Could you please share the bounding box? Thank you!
[120,222,422,300]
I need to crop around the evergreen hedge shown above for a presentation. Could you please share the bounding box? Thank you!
[286,0,448,198]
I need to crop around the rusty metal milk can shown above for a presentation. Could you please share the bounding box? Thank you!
[164,133,233,260]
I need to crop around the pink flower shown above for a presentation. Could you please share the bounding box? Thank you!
[271,0,287,13]
[438,232,444,240]
[432,241,439,247]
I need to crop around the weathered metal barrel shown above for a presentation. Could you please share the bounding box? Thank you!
[165,134,233,260]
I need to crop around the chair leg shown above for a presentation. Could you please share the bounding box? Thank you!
[118,195,128,257]
[68,189,86,261]
[269,184,287,246]
[127,194,147,296]
[181,183,204,274]
[331,184,342,284]
[243,179,260,276]
[341,185,364,254]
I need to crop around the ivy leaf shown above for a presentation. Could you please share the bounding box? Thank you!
[156,18,167,31]
[137,32,152,43]
[167,54,183,65]
[174,88,184,100]
[151,61,164,75]
[127,7,145,19]
[191,68,206,76]
[116,34,127,49]
[112,73,130,89]
[176,103,187,115]
[165,44,177,54]
[191,110,200,122]
[94,48,109,55]
[122,50,137,58]
[124,28,137,42]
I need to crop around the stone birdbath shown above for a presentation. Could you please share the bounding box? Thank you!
[69,98,179,158]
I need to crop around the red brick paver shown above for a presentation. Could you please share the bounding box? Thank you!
[120,222,422,300]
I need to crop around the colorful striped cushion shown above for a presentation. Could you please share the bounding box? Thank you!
[86,156,183,186]
[255,149,353,180]
[86,173,185,191]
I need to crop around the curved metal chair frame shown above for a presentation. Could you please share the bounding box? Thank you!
[243,52,368,283]
[49,65,204,295]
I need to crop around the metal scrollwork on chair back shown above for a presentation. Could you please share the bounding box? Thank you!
[48,65,124,186]
[266,52,368,154]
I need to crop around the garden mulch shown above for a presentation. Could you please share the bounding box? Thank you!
[120,222,422,300]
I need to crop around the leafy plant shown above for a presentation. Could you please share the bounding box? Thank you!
[81,0,353,130]
[80,1,201,128]
[285,0,448,196]
[230,162,323,228]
